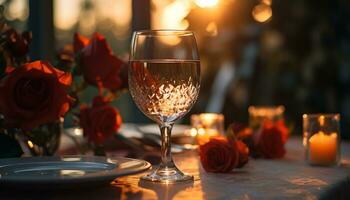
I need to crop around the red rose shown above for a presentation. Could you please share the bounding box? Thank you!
[199,137,239,173]
[0,61,72,130]
[275,120,289,143]
[79,96,122,145]
[236,140,249,168]
[78,32,127,91]
[254,120,289,159]
[73,33,89,53]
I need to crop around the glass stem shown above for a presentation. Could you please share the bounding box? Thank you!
[159,123,175,168]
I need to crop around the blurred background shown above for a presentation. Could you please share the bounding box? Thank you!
[3,0,350,138]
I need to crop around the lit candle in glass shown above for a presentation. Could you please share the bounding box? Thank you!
[248,105,284,130]
[303,114,340,166]
[191,113,224,145]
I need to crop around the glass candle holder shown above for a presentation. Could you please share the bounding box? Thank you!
[303,114,341,166]
[191,113,224,145]
[248,105,284,130]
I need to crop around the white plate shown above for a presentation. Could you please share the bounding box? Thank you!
[0,156,151,189]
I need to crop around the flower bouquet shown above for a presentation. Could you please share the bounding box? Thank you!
[0,22,127,157]
[228,120,289,159]
[199,119,289,173]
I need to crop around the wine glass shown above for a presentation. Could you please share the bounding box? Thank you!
[129,30,200,183]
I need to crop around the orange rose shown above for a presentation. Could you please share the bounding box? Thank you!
[79,96,122,145]
[0,61,72,130]
[199,137,239,173]
[254,120,288,159]
[236,140,249,168]
[78,32,127,91]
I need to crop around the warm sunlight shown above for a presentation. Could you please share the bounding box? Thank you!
[54,0,82,30]
[194,0,219,8]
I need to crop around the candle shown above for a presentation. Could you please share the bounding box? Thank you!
[190,113,224,145]
[303,113,340,166]
[309,131,338,166]
[196,128,220,145]
[248,106,284,130]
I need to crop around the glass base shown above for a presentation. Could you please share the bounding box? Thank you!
[141,165,193,184]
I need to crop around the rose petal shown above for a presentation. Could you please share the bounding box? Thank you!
[74,32,89,53]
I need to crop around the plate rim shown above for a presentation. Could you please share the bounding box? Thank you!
[0,155,151,184]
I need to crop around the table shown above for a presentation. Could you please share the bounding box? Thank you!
[1,136,350,200]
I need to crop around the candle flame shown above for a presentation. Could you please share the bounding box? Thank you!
[27,140,34,148]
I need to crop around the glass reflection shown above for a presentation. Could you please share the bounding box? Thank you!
[60,170,86,177]
[138,179,194,200]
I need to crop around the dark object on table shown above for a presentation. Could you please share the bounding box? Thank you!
[320,178,350,200]
[0,133,22,158]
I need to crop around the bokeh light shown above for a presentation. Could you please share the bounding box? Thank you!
[152,0,191,45]
[262,0,272,6]
[54,0,82,30]
[252,3,272,23]
[4,0,29,21]
[194,0,219,8]
[206,22,218,36]
[152,0,191,30]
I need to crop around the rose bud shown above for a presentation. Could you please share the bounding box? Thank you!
[73,32,89,53]
[227,123,253,141]
[227,123,254,154]
[79,95,122,145]
[0,61,72,130]
[4,28,31,57]
[57,44,75,70]
[79,32,126,91]
[254,120,289,159]
[236,140,249,168]
[22,31,32,44]
[199,137,239,173]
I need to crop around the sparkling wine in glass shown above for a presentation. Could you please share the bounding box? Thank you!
[129,30,200,183]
